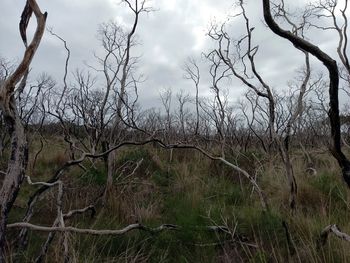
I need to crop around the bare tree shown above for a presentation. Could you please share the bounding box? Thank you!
[184,57,201,135]
[262,0,350,187]
[239,91,269,152]
[307,0,350,82]
[104,0,151,197]
[206,0,318,209]
[175,90,191,140]
[0,58,13,158]
[159,88,173,142]
[0,0,47,260]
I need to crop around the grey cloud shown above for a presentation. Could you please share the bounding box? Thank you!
[0,0,346,109]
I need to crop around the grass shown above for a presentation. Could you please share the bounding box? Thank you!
[5,142,350,262]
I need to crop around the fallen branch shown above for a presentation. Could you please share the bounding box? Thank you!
[8,222,230,235]
[63,205,95,220]
[320,224,350,246]
[35,204,96,263]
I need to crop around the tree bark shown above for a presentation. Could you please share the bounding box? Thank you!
[0,101,28,260]
[0,1,46,260]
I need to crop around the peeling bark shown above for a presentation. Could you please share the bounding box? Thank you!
[0,0,46,260]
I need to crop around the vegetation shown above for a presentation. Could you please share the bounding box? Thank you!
[1,0,350,262]
[2,141,349,262]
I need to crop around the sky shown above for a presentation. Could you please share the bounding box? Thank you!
[0,0,348,110]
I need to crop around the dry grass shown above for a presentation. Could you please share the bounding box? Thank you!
[7,142,350,262]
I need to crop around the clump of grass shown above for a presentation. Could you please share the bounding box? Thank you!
[151,169,173,187]
[118,148,155,167]
[310,172,347,205]
[205,176,247,207]
[79,166,107,186]
[235,208,284,241]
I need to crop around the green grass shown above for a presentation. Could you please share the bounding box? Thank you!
[79,166,107,186]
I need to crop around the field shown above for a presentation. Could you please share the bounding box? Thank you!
[4,136,350,262]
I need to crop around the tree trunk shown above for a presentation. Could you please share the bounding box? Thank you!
[0,1,47,259]
[0,98,28,261]
[105,150,116,197]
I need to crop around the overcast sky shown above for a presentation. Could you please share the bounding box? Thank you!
[0,0,347,110]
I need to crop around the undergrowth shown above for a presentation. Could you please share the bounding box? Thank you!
[6,143,350,262]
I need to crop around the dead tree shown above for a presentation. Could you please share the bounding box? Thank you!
[175,90,191,141]
[239,91,269,152]
[206,52,231,158]
[307,0,350,84]
[0,59,13,158]
[159,88,173,142]
[262,0,350,186]
[207,0,317,209]
[208,0,301,208]
[0,0,47,260]
[104,0,151,197]
[183,57,201,136]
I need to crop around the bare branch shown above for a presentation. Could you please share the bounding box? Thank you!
[320,224,350,246]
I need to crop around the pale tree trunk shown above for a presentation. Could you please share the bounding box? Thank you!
[105,82,125,196]
[0,100,28,260]
[0,1,46,260]
[104,0,146,201]
[105,150,116,198]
